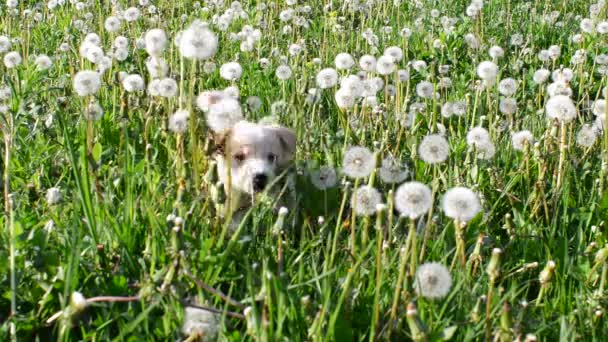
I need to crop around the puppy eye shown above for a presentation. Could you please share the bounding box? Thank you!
[233,153,245,163]
[267,153,277,163]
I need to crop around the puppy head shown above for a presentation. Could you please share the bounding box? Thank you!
[213,121,296,195]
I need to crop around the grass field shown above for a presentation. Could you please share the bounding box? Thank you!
[1,0,608,340]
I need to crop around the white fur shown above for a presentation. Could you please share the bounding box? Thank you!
[215,121,296,199]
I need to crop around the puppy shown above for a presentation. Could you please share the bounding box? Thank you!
[211,120,297,227]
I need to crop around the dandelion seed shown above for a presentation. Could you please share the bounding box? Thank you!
[147,79,161,96]
[576,124,598,147]
[499,98,518,115]
[394,181,432,219]
[316,68,339,89]
[414,262,452,299]
[476,142,496,160]
[181,306,220,340]
[246,96,262,112]
[0,36,11,53]
[335,52,355,70]
[3,51,21,68]
[488,45,504,59]
[442,187,481,223]
[122,74,145,92]
[416,81,434,99]
[376,55,395,75]
[351,186,382,216]
[592,99,606,117]
[123,7,141,22]
[511,130,534,151]
[219,62,243,81]
[145,56,168,78]
[545,95,577,123]
[379,155,409,184]
[73,70,101,96]
[85,101,104,121]
[179,21,218,60]
[70,292,88,313]
[477,61,498,84]
[205,97,243,133]
[275,64,292,80]
[466,127,490,148]
[310,166,338,190]
[498,78,517,96]
[359,55,377,72]
[342,146,375,179]
[104,16,121,32]
[145,29,167,56]
[158,77,178,98]
[223,86,239,99]
[384,46,403,62]
[46,187,62,205]
[334,88,356,109]
[418,134,449,164]
[397,69,410,82]
[35,54,53,70]
[169,110,190,134]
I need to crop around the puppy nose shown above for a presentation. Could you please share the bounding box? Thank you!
[252,173,268,192]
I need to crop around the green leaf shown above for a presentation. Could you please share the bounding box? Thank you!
[92,142,102,162]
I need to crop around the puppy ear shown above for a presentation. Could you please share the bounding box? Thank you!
[271,127,297,166]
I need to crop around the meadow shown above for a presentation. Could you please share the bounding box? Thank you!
[1,0,608,340]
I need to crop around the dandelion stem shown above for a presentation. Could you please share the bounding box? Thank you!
[556,121,568,190]
[389,218,408,322]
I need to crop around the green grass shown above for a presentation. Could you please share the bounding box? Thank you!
[1,0,608,340]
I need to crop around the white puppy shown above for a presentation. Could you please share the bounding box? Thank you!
[212,120,297,223]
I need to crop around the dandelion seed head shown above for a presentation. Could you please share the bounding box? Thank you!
[442,186,481,222]
[46,187,62,205]
[145,29,168,56]
[379,155,409,184]
[394,181,432,219]
[418,134,449,164]
[342,146,375,179]
[576,124,598,147]
[335,52,355,70]
[181,306,220,339]
[145,56,168,78]
[179,22,218,60]
[477,61,498,83]
[157,77,178,98]
[416,81,434,98]
[85,101,104,121]
[359,54,377,72]
[3,51,21,68]
[384,46,403,62]
[466,127,490,148]
[275,64,292,80]
[122,74,145,92]
[414,262,452,299]
[205,96,243,133]
[169,109,190,134]
[511,130,534,151]
[219,61,243,81]
[104,16,121,32]
[351,185,382,216]
[310,166,338,190]
[498,78,517,96]
[545,95,577,123]
[376,55,395,75]
[35,54,53,70]
[73,70,101,96]
[316,68,339,89]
